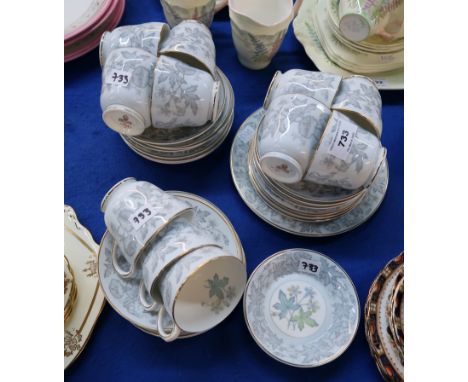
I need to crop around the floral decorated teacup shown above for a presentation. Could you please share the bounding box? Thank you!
[151,55,220,129]
[159,20,216,77]
[156,246,247,342]
[264,69,342,109]
[332,75,383,137]
[101,178,193,278]
[99,22,170,67]
[304,111,385,190]
[339,0,404,42]
[228,0,294,69]
[139,219,221,310]
[100,48,157,136]
[257,94,330,184]
[160,0,216,28]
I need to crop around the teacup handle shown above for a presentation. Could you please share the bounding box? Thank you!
[157,306,181,342]
[138,281,162,312]
[111,241,135,279]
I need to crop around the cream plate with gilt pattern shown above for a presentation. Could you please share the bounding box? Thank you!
[244,249,359,367]
[64,205,106,369]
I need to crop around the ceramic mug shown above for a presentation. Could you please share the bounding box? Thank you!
[228,0,294,69]
[159,20,216,77]
[332,75,383,137]
[99,22,170,67]
[139,219,220,310]
[150,55,220,129]
[156,246,247,341]
[338,0,404,42]
[264,69,343,109]
[257,94,330,184]
[101,178,193,278]
[160,0,216,28]
[304,111,386,190]
[100,48,157,136]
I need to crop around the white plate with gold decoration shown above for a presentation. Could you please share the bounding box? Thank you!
[64,205,105,370]
[293,0,403,90]
[244,249,359,367]
[98,191,245,337]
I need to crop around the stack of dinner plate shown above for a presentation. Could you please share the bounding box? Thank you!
[64,0,125,62]
[365,252,404,381]
[121,68,234,164]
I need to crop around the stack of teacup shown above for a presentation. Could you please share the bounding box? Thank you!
[99,178,247,341]
[64,256,78,324]
[160,0,219,28]
[248,69,387,222]
[99,20,234,164]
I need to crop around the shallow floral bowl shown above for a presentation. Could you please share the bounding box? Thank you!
[244,248,359,367]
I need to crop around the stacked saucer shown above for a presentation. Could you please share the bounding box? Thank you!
[293,0,404,89]
[97,178,247,341]
[365,252,404,381]
[99,20,234,164]
[231,70,389,237]
[64,0,125,62]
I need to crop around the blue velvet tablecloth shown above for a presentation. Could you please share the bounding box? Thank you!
[65,1,403,380]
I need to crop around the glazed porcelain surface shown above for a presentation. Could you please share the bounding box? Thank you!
[244,249,359,367]
[158,246,246,339]
[230,108,389,236]
[64,206,105,369]
[258,94,330,183]
[304,110,384,190]
[293,0,403,89]
[140,219,220,306]
[151,55,219,129]
[264,69,342,109]
[99,22,170,66]
[102,178,192,278]
[159,20,216,76]
[100,48,157,135]
[98,191,245,335]
[229,0,293,69]
[161,0,216,27]
[65,0,111,37]
[332,76,383,137]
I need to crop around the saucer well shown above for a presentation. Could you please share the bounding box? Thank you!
[230,108,389,237]
[98,191,245,337]
[244,249,359,367]
[64,206,105,369]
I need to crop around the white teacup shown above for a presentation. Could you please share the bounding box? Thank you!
[139,219,220,310]
[99,22,170,67]
[159,20,216,77]
[257,94,330,184]
[304,111,386,190]
[100,48,157,136]
[156,246,247,341]
[151,55,220,129]
[332,75,383,137]
[161,0,216,28]
[101,178,193,278]
[339,0,404,42]
[228,0,294,69]
[264,69,343,109]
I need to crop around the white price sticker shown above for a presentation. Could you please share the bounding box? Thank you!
[327,117,357,161]
[128,204,157,230]
[298,259,319,274]
[105,69,132,87]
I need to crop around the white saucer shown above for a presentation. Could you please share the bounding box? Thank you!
[64,206,105,369]
[98,191,245,337]
[244,249,359,367]
[230,108,389,237]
